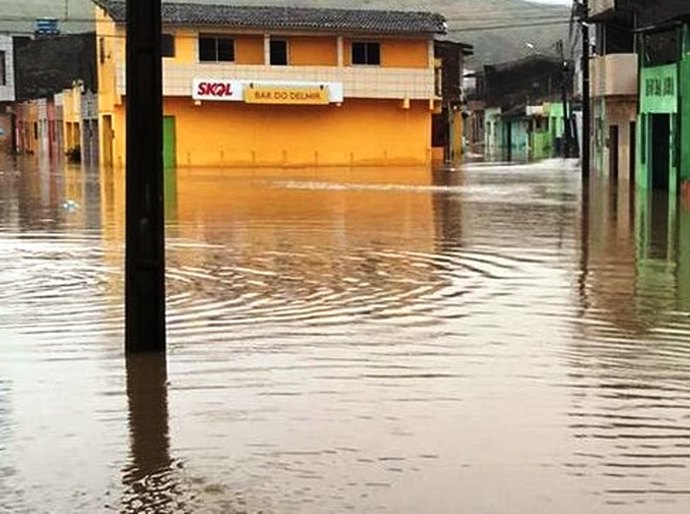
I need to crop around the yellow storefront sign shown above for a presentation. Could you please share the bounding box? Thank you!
[244,85,330,105]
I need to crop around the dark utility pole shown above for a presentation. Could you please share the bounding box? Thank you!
[125,0,166,353]
[581,0,591,179]
[557,39,573,158]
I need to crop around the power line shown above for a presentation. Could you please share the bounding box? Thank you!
[0,17,570,38]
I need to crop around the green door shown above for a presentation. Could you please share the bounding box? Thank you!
[163,116,176,169]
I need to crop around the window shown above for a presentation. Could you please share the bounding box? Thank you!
[0,51,5,86]
[643,30,679,67]
[162,33,175,58]
[270,39,288,65]
[352,42,380,65]
[199,35,234,62]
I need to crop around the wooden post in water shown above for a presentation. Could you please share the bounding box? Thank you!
[125,0,166,353]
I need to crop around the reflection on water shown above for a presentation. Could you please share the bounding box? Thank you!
[1,154,690,513]
[571,178,690,511]
[122,353,175,513]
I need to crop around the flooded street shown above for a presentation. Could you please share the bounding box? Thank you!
[1,156,690,513]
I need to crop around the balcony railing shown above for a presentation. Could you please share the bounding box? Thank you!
[590,53,638,97]
[116,63,436,101]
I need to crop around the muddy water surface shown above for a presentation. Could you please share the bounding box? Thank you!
[1,157,690,513]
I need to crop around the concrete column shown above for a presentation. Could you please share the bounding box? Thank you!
[428,38,435,69]
[337,36,344,67]
[264,33,271,65]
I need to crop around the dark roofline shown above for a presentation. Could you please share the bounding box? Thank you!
[488,53,563,72]
[636,18,685,35]
[435,39,474,56]
[92,0,447,36]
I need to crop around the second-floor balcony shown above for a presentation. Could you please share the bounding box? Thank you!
[114,62,437,102]
[590,53,638,97]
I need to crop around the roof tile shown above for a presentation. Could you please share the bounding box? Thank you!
[93,0,446,35]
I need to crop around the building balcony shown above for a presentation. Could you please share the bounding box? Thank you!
[115,62,436,101]
[590,53,638,97]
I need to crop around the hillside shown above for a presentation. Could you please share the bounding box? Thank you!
[221,0,573,64]
[0,0,571,64]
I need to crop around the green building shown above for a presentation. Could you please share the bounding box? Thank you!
[545,102,569,157]
[637,23,690,197]
[530,120,552,161]
[484,104,563,162]
[500,110,531,161]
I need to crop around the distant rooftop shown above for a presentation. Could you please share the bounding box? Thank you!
[93,1,447,36]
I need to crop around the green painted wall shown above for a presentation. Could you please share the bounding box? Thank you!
[545,102,565,139]
[485,106,559,162]
[163,116,177,219]
[680,58,690,183]
[637,64,679,194]
[639,64,678,113]
[530,129,551,160]
[679,203,690,311]
[634,190,678,320]
[544,102,567,157]
[502,119,529,161]
[163,116,176,169]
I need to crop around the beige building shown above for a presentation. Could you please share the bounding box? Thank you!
[589,0,638,187]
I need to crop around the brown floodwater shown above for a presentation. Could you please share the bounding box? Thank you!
[1,155,690,513]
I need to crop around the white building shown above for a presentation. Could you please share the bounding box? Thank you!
[0,34,14,103]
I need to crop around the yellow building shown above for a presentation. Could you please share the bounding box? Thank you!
[93,0,446,168]
[61,84,83,153]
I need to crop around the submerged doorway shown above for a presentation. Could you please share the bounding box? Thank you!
[650,113,670,191]
[102,115,114,167]
[505,122,512,161]
[609,124,619,183]
[629,121,636,185]
[163,116,176,169]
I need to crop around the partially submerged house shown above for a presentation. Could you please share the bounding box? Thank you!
[93,0,450,168]
[432,39,473,165]
[12,32,98,161]
[482,54,574,161]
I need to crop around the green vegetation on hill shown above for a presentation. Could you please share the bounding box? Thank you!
[0,0,571,64]
[194,0,573,64]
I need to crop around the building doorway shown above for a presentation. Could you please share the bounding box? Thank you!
[650,113,670,191]
[163,116,176,169]
[629,121,636,185]
[505,122,512,161]
[102,115,114,167]
[608,124,619,183]
[650,190,670,260]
